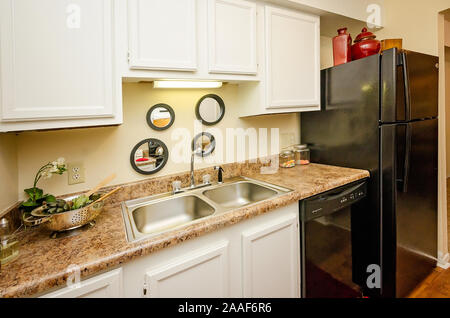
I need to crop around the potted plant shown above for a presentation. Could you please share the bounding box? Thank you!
[21,158,67,214]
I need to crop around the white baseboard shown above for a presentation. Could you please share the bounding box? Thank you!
[437,252,450,269]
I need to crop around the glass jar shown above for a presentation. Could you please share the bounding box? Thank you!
[279,150,295,168]
[294,145,310,165]
[0,218,10,239]
[0,218,19,265]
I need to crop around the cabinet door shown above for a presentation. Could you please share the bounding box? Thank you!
[0,0,116,121]
[208,0,257,75]
[128,0,197,71]
[264,6,320,109]
[145,241,229,298]
[242,213,300,298]
[41,268,123,298]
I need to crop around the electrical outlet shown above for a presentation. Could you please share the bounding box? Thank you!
[68,162,86,185]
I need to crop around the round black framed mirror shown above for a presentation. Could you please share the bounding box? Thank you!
[192,132,216,157]
[195,94,225,126]
[130,138,169,175]
[146,104,175,131]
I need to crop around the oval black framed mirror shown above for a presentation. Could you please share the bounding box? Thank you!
[195,94,225,126]
[192,132,216,157]
[146,104,175,131]
[130,138,169,175]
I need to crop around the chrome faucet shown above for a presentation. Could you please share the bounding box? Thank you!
[190,146,202,188]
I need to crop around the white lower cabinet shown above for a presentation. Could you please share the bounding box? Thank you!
[39,203,300,298]
[242,214,300,298]
[144,241,229,298]
[40,268,123,298]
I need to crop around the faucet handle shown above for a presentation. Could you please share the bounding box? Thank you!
[202,174,211,185]
[172,180,182,193]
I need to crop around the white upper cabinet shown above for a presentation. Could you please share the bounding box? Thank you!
[237,4,320,117]
[122,0,259,81]
[128,0,197,71]
[265,6,320,109]
[0,0,121,132]
[207,0,257,75]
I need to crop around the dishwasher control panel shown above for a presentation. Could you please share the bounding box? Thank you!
[300,180,367,222]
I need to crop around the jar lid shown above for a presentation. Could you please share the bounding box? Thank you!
[354,27,377,43]
[293,144,308,150]
[280,150,293,157]
[337,27,348,35]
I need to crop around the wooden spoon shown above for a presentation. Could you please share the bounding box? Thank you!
[85,173,116,198]
[92,187,121,205]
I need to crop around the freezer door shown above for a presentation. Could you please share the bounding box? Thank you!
[382,50,438,123]
[402,51,439,121]
[380,119,438,297]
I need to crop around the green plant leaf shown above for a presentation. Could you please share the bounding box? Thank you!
[24,188,35,197]
[34,188,43,200]
[72,195,89,210]
[44,195,56,203]
[24,187,44,201]
[21,200,38,207]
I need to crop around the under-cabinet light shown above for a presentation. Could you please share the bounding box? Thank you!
[153,80,223,89]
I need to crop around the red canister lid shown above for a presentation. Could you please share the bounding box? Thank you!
[354,27,377,43]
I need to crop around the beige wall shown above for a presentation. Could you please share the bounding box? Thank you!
[446,18,450,46]
[287,0,385,25]
[375,0,449,56]
[320,0,450,70]
[15,83,300,199]
[320,35,334,69]
[0,133,18,214]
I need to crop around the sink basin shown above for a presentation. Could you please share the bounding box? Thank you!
[131,195,215,235]
[202,181,278,209]
[121,177,292,242]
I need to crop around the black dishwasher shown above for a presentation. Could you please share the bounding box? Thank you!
[300,180,367,298]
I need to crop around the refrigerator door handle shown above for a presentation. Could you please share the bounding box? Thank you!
[398,52,411,121]
[402,123,412,193]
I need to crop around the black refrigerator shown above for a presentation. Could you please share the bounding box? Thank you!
[301,48,438,298]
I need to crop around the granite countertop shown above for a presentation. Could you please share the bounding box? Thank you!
[0,163,369,298]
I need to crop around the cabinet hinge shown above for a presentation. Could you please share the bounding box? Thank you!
[127,51,130,63]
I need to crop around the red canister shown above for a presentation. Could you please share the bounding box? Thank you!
[351,27,381,60]
[332,28,352,66]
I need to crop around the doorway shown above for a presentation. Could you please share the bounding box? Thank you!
[442,11,450,257]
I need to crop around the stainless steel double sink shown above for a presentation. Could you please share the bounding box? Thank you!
[121,177,292,242]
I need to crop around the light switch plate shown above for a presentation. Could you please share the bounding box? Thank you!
[68,162,85,185]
